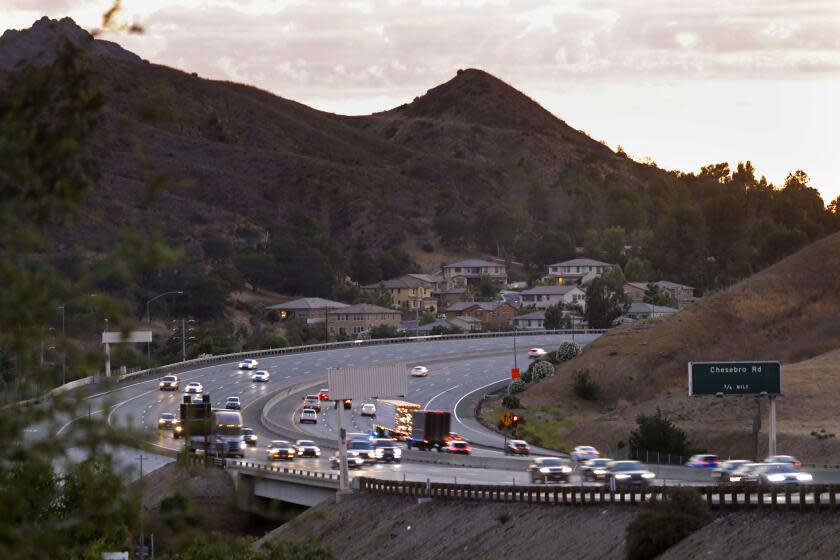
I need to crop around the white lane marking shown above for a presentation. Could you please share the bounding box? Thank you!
[452,377,509,436]
[423,385,460,411]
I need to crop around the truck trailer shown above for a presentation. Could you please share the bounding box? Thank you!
[407,410,452,450]
[373,399,420,440]
[180,394,246,458]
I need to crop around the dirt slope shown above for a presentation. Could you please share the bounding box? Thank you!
[522,232,840,460]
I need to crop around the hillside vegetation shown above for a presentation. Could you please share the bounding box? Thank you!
[524,232,840,460]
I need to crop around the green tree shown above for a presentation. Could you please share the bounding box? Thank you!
[419,311,436,325]
[369,324,400,339]
[600,226,626,264]
[642,283,674,307]
[476,274,499,299]
[543,304,566,329]
[629,408,694,455]
[360,281,393,308]
[583,228,602,259]
[625,489,711,560]
[624,258,653,282]
[584,274,629,328]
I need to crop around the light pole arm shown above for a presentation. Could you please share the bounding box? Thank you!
[146,291,184,323]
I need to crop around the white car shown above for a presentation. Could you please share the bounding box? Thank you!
[411,366,429,377]
[238,359,258,370]
[184,382,203,394]
[252,370,270,382]
[528,348,547,359]
[294,440,321,457]
[299,408,318,424]
[571,445,601,462]
[360,403,377,417]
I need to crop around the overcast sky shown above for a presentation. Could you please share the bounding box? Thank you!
[4,0,839,202]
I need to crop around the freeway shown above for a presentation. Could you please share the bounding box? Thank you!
[54,333,840,487]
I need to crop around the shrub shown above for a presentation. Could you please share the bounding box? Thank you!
[501,395,521,409]
[625,488,711,560]
[629,408,694,455]
[421,242,434,253]
[496,511,510,524]
[556,341,581,361]
[520,368,533,383]
[572,369,599,401]
[532,361,554,380]
[508,379,525,394]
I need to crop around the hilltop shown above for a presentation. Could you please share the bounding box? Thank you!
[523,232,840,460]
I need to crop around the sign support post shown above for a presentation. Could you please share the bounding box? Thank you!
[336,401,349,492]
[768,395,777,457]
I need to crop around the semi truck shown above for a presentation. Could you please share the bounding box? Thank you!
[407,410,451,451]
[373,399,420,440]
[181,394,246,458]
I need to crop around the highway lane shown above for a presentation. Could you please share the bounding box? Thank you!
[58,335,584,469]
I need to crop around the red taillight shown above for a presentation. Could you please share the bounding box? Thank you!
[795,461,801,468]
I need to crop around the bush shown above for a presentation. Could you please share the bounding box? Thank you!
[421,242,435,253]
[625,488,711,560]
[501,395,521,409]
[572,369,599,401]
[532,361,554,380]
[508,379,525,394]
[556,341,580,361]
[629,408,694,455]
[520,368,533,383]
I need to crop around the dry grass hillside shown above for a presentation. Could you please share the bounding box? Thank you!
[523,232,840,460]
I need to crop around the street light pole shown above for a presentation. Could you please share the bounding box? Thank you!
[57,305,66,386]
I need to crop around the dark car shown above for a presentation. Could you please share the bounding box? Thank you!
[225,397,241,410]
[712,460,752,482]
[303,395,321,412]
[506,439,530,456]
[607,461,656,485]
[579,458,614,481]
[528,457,572,483]
[157,412,178,429]
[241,427,257,446]
[372,438,402,463]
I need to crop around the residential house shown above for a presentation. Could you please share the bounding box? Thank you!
[512,310,545,330]
[327,303,401,339]
[441,259,507,289]
[617,302,678,323]
[399,273,446,291]
[624,281,696,308]
[519,285,586,311]
[450,315,483,332]
[266,297,348,324]
[361,277,437,313]
[545,258,613,285]
[433,287,467,310]
[444,300,517,328]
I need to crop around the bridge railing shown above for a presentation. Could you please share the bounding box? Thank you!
[116,328,605,383]
[227,459,339,482]
[356,477,840,511]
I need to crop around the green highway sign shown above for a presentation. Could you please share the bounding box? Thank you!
[688,361,781,396]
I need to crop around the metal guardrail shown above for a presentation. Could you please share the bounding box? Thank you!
[227,459,339,482]
[117,328,605,384]
[358,477,840,510]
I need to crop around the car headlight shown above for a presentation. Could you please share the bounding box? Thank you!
[239,441,246,449]
[730,476,742,482]
[393,449,401,457]
[796,473,813,482]
[174,425,182,432]
[615,474,630,480]
[642,472,655,479]
[561,466,572,473]
[158,419,165,424]
[159,382,164,386]
[375,449,384,457]
[767,474,786,482]
[593,469,607,475]
[539,467,551,473]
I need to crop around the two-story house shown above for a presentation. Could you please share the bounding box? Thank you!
[265,297,348,324]
[361,278,438,313]
[444,300,517,328]
[441,259,507,289]
[545,258,613,285]
[327,303,401,339]
[519,285,586,311]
